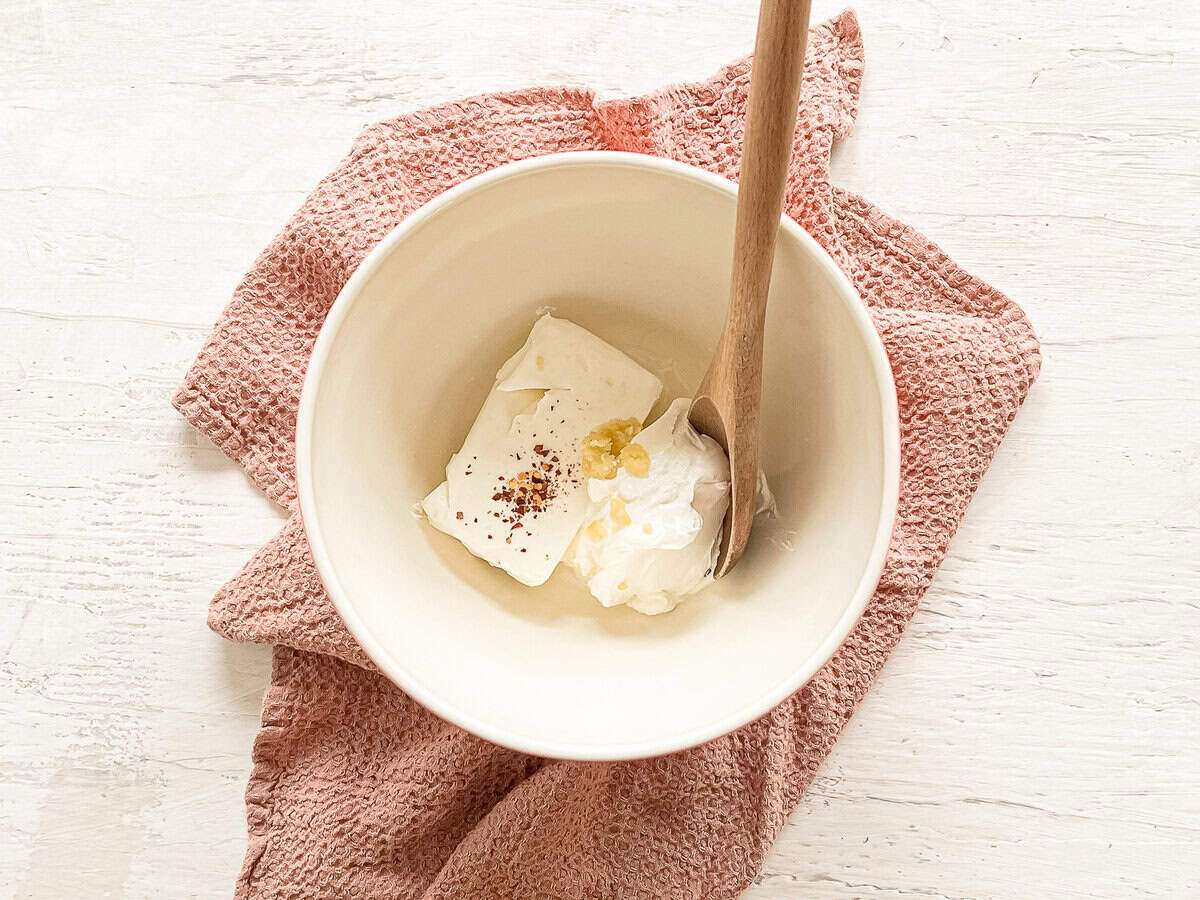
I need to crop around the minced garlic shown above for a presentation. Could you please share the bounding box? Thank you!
[618,442,650,477]
[581,417,642,479]
[610,496,632,531]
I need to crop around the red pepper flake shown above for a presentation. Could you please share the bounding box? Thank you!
[487,458,561,532]
[455,511,464,520]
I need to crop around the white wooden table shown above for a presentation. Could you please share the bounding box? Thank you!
[3,1,1197,896]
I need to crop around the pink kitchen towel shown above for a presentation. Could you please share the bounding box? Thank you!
[174,11,1041,898]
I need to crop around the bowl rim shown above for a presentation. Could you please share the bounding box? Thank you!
[296,150,900,760]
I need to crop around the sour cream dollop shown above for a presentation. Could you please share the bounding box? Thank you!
[567,398,731,614]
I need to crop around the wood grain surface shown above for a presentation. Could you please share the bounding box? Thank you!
[2,1,1197,897]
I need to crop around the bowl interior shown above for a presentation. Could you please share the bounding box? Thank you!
[302,155,896,758]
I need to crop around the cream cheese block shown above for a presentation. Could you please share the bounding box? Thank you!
[422,314,662,585]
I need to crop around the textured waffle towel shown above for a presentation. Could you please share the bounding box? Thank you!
[175,11,1040,898]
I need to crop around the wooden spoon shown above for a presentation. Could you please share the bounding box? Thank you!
[690,0,811,577]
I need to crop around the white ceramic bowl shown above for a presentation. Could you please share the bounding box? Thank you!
[297,152,898,760]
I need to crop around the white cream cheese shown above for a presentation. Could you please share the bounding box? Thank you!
[421,315,662,585]
[567,398,732,614]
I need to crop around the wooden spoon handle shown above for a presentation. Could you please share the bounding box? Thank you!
[720,0,811,391]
